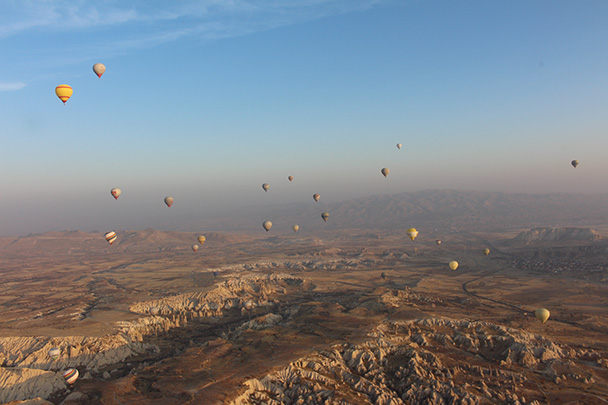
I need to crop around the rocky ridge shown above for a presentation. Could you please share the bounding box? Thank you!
[231,317,606,404]
[0,334,156,403]
[1,274,312,403]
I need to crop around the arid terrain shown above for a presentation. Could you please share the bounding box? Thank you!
[1,191,608,404]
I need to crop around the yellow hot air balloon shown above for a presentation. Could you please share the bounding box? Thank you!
[111,188,121,200]
[483,248,490,256]
[535,308,550,323]
[104,231,117,245]
[55,85,73,104]
[313,194,320,202]
[262,183,270,192]
[263,220,272,231]
[449,261,459,271]
[436,240,442,245]
[321,212,329,222]
[192,244,199,252]
[288,176,294,182]
[198,236,206,245]
[292,225,299,232]
[93,63,106,78]
[406,228,418,241]
[164,196,174,207]
[571,160,579,168]
[381,168,390,178]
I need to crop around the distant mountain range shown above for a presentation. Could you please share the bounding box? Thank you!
[184,189,608,233]
[3,190,608,246]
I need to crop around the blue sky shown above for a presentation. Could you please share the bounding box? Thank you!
[1,0,607,235]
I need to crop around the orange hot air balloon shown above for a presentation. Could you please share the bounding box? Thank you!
[55,85,73,104]
[288,176,293,182]
[313,194,320,202]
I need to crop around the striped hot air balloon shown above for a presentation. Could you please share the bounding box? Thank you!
[63,368,79,385]
[104,231,117,245]
[55,85,73,104]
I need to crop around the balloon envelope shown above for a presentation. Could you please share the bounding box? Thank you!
[406,228,418,241]
[150,307,160,315]
[55,85,73,104]
[381,168,389,177]
[49,348,60,361]
[535,308,550,323]
[288,176,293,182]
[191,244,199,252]
[449,261,459,271]
[198,236,206,244]
[483,248,490,256]
[321,212,329,222]
[313,194,320,202]
[263,220,272,231]
[571,160,579,168]
[396,143,402,150]
[110,188,121,200]
[436,240,442,245]
[104,231,117,245]
[63,368,79,385]
[292,225,299,232]
[262,183,270,192]
[92,63,106,78]
[164,196,174,207]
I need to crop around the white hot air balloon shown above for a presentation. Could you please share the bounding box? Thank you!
[110,188,121,200]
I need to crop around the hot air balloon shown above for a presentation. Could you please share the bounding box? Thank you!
[381,272,386,280]
[192,244,199,252]
[104,231,117,245]
[288,176,293,182]
[262,183,270,192]
[396,143,402,150]
[483,248,490,256]
[63,368,79,385]
[263,220,272,232]
[49,348,60,361]
[436,240,442,245]
[313,194,320,202]
[292,225,299,232]
[198,236,206,245]
[110,188,121,200]
[449,261,459,271]
[92,63,106,78]
[571,160,579,168]
[381,168,390,178]
[164,196,174,207]
[55,85,73,104]
[321,212,329,222]
[150,307,160,315]
[406,228,418,241]
[535,308,550,323]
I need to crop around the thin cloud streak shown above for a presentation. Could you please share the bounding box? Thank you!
[0,82,26,91]
[1,0,394,73]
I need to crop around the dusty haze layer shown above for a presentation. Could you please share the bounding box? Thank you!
[0,190,607,404]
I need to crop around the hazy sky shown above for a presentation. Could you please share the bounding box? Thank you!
[1,0,607,235]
